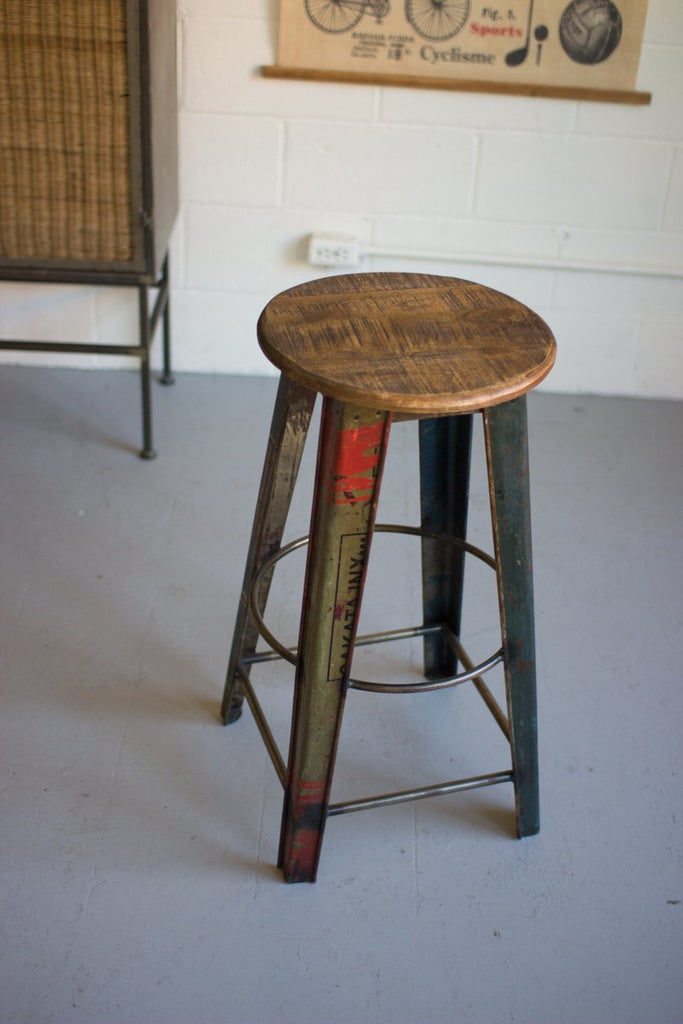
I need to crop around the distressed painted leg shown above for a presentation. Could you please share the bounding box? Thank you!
[419,414,473,678]
[221,375,316,725]
[484,396,539,837]
[278,400,391,882]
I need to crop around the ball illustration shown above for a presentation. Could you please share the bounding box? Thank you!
[559,0,623,65]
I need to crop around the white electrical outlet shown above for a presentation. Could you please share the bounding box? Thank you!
[308,233,361,268]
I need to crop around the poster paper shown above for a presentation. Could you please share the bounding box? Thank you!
[275,0,649,93]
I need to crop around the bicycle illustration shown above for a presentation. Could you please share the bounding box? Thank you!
[305,0,470,41]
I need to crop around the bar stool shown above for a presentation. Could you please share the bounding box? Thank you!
[221,272,556,883]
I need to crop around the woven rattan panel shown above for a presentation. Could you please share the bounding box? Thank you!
[0,0,133,264]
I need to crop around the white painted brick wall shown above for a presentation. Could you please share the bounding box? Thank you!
[285,123,477,215]
[1,0,682,399]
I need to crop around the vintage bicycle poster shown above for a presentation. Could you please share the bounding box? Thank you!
[273,0,650,95]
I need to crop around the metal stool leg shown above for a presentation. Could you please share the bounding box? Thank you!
[221,375,316,725]
[278,400,391,882]
[419,414,473,678]
[483,396,539,837]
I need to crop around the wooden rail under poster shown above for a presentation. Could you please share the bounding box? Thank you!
[265,0,651,104]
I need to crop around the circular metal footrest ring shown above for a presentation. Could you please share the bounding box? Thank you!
[248,524,503,694]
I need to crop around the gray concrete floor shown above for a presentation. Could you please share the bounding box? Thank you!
[0,366,681,1024]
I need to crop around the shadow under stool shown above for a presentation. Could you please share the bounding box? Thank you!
[221,272,556,883]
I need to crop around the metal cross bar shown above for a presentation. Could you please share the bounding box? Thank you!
[240,623,439,668]
[236,664,287,786]
[446,632,511,740]
[328,770,514,817]
[242,622,503,694]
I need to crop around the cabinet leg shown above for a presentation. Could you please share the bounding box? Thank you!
[138,284,156,460]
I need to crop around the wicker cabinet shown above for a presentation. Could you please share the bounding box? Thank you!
[0,0,179,457]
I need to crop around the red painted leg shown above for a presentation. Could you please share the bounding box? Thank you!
[278,400,391,882]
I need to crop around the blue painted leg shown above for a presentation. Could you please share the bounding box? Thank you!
[483,397,539,837]
[419,414,473,678]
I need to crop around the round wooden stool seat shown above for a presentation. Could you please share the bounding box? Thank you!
[258,272,556,415]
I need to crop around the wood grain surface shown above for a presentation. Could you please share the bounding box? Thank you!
[262,67,652,106]
[257,273,556,415]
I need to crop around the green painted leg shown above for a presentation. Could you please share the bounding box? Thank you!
[484,397,539,837]
[278,400,391,882]
[221,375,316,725]
[419,414,473,678]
